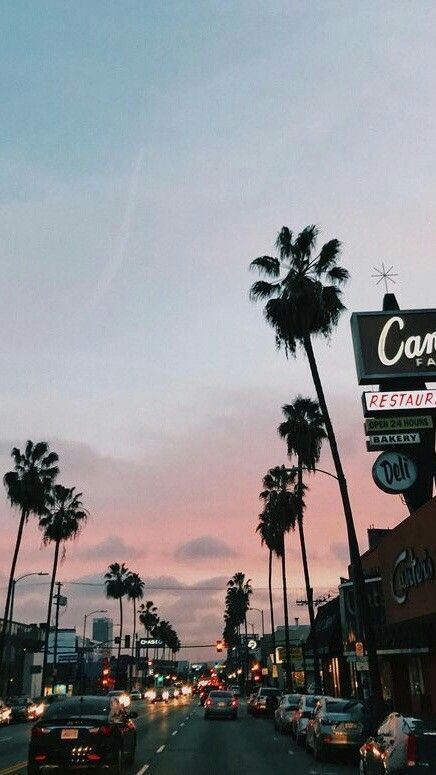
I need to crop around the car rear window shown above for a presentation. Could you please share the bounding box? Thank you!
[44,698,111,719]
[209,691,232,698]
[284,694,300,705]
[305,696,316,707]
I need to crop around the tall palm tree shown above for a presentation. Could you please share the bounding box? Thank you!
[126,572,144,690]
[226,572,253,683]
[0,441,59,686]
[259,466,297,691]
[278,395,327,693]
[250,225,382,701]
[104,563,131,687]
[256,509,278,668]
[39,486,88,693]
[138,601,159,666]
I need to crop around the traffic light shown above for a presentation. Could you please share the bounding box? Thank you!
[216,640,223,652]
[124,635,131,649]
[100,657,114,690]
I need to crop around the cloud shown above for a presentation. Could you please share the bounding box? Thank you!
[330,541,349,564]
[175,535,236,561]
[77,536,144,562]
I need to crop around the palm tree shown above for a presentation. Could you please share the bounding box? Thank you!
[39,486,88,693]
[126,572,144,690]
[259,466,297,691]
[104,563,131,687]
[250,225,382,701]
[138,601,159,666]
[0,441,59,686]
[256,509,278,668]
[278,395,327,693]
[226,572,253,683]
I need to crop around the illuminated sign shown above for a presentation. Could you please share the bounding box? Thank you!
[364,390,436,412]
[391,548,435,604]
[365,415,433,432]
[372,451,418,493]
[351,309,436,383]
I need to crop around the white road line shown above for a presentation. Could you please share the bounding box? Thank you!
[172,730,178,736]
[136,766,149,775]
[156,745,165,753]
[0,737,12,743]
[180,722,184,727]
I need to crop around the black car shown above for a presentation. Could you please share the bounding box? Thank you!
[6,696,38,723]
[28,695,137,774]
[252,687,282,717]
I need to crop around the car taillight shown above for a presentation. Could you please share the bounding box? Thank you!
[33,754,47,763]
[87,753,101,762]
[32,726,50,737]
[90,725,113,736]
[407,733,417,766]
[206,699,212,706]
[231,700,237,707]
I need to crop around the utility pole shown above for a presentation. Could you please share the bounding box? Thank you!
[52,582,62,691]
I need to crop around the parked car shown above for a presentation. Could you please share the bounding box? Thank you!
[6,696,39,723]
[305,697,368,761]
[292,694,319,744]
[252,687,282,717]
[359,713,436,773]
[204,690,238,720]
[129,690,142,702]
[274,693,301,734]
[107,690,131,708]
[0,699,11,726]
[27,695,137,774]
[247,692,258,715]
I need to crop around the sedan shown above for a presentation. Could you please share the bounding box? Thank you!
[359,713,436,773]
[6,696,38,723]
[274,693,301,734]
[27,695,137,774]
[306,697,367,761]
[204,691,238,720]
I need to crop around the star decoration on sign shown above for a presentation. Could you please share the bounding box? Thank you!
[371,262,398,293]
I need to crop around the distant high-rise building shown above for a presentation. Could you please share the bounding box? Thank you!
[92,617,113,647]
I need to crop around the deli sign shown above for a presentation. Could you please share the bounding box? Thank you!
[351,309,436,384]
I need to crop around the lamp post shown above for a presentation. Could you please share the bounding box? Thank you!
[5,572,49,694]
[81,610,107,692]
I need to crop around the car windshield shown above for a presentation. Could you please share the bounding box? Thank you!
[305,696,316,708]
[44,698,111,720]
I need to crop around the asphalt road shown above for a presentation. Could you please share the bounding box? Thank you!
[0,698,359,775]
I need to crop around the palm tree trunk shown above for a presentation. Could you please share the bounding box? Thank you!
[41,539,60,694]
[303,332,382,705]
[297,459,321,693]
[244,616,249,688]
[130,599,137,691]
[0,507,28,688]
[280,536,292,692]
[268,549,276,664]
[116,597,123,689]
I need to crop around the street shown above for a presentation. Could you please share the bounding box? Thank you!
[0,697,358,775]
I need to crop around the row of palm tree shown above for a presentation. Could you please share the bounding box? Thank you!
[104,565,181,688]
[222,572,252,678]
[0,440,88,695]
[249,224,382,702]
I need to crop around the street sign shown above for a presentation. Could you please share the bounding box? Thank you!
[272,664,278,678]
[261,667,268,676]
[364,389,436,413]
[356,656,369,672]
[366,432,420,451]
[365,415,433,433]
[138,638,163,647]
[372,451,418,494]
[248,639,257,650]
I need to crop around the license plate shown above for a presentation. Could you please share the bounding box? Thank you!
[343,722,357,729]
[61,729,78,740]
[218,702,226,707]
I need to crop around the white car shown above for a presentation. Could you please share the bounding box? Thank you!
[359,713,436,773]
[292,694,319,744]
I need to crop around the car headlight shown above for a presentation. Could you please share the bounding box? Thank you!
[148,690,156,700]
[34,704,45,716]
[119,694,130,707]
[162,691,169,700]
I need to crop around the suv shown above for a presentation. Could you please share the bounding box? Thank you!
[252,687,282,717]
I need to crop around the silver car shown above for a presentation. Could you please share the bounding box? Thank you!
[204,690,238,720]
[306,697,367,761]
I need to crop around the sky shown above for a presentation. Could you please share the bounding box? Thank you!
[0,0,435,661]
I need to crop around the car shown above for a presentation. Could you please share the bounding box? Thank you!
[305,697,368,761]
[274,693,301,734]
[199,685,215,706]
[0,699,11,726]
[107,689,131,708]
[292,694,320,743]
[27,695,137,774]
[359,713,436,773]
[129,690,142,702]
[252,687,282,717]
[204,691,238,720]
[6,696,39,723]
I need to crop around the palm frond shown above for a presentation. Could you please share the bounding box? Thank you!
[314,239,341,275]
[249,280,280,301]
[293,225,318,259]
[327,265,349,285]
[275,227,293,259]
[249,256,280,277]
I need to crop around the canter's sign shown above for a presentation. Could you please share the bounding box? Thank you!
[365,415,433,432]
[364,390,436,412]
[351,309,436,383]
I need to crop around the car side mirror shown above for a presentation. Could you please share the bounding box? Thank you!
[128,711,138,719]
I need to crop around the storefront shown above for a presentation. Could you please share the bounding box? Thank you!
[361,496,436,716]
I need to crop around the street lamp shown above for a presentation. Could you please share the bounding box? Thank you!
[82,610,108,647]
[9,572,49,634]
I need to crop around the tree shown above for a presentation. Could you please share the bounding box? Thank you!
[126,572,144,689]
[259,466,297,691]
[138,601,159,668]
[256,508,278,669]
[104,563,131,687]
[226,572,253,683]
[39,486,88,693]
[278,395,327,693]
[0,441,59,687]
[250,225,382,702]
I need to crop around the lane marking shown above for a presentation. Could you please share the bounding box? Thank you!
[0,739,12,744]
[172,730,178,736]
[180,722,184,727]
[136,766,149,775]
[156,745,165,753]
[0,763,27,775]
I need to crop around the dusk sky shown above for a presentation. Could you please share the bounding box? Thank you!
[1,1,435,660]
